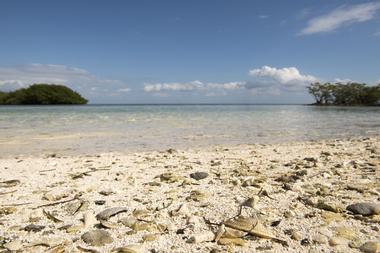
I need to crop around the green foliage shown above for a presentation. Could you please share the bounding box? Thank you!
[0,84,88,105]
[308,82,380,106]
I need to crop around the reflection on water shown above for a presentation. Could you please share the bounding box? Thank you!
[0,105,379,156]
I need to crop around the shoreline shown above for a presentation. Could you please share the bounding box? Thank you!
[0,137,379,252]
[1,134,379,159]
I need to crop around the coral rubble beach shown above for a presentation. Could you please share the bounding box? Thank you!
[0,137,379,253]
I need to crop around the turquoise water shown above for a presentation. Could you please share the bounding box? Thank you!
[0,105,380,156]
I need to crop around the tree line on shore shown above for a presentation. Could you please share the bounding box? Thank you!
[0,84,88,105]
[308,82,380,106]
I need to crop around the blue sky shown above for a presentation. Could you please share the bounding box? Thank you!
[0,0,379,103]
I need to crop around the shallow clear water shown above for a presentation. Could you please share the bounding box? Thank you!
[0,105,380,157]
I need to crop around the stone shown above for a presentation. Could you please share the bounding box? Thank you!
[291,231,302,241]
[96,207,128,221]
[190,172,209,181]
[316,200,342,213]
[329,237,347,246]
[359,241,380,253]
[24,224,45,232]
[346,203,380,216]
[81,229,113,246]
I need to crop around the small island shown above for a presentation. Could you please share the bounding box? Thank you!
[0,84,88,105]
[308,82,380,106]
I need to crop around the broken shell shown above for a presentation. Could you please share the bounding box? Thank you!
[84,211,97,229]
[43,209,63,223]
[96,207,128,221]
[0,179,20,188]
[100,220,118,229]
[111,244,142,253]
[66,224,85,233]
[223,215,287,246]
[214,224,226,242]
[223,227,247,238]
[187,231,215,243]
[65,200,90,215]
[119,216,138,228]
[170,203,191,217]
[3,240,22,251]
[218,237,246,246]
[187,190,208,202]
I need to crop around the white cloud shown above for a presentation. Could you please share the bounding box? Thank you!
[299,2,380,35]
[117,88,131,92]
[249,66,317,86]
[258,15,269,19]
[0,64,130,101]
[144,80,245,94]
[144,66,317,96]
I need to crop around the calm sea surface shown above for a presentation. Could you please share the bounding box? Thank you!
[0,105,380,157]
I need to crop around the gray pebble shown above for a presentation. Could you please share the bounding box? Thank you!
[346,202,380,216]
[190,172,209,181]
[81,229,113,246]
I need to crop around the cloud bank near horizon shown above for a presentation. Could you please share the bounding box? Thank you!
[0,64,131,100]
[1,63,372,102]
[144,65,319,96]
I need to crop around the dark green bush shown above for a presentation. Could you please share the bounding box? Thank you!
[308,82,380,106]
[0,84,88,105]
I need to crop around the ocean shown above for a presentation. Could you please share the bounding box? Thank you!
[1,105,379,157]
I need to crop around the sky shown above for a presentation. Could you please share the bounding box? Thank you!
[0,0,379,104]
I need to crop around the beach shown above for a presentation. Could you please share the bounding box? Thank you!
[0,136,379,252]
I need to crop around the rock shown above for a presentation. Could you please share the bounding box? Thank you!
[95,200,106,205]
[23,224,45,232]
[290,231,302,241]
[190,172,209,181]
[142,234,159,242]
[96,207,128,221]
[316,200,342,213]
[359,241,380,253]
[346,203,380,216]
[3,240,22,251]
[81,229,113,246]
[329,237,347,246]
[99,190,114,196]
[159,172,183,183]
